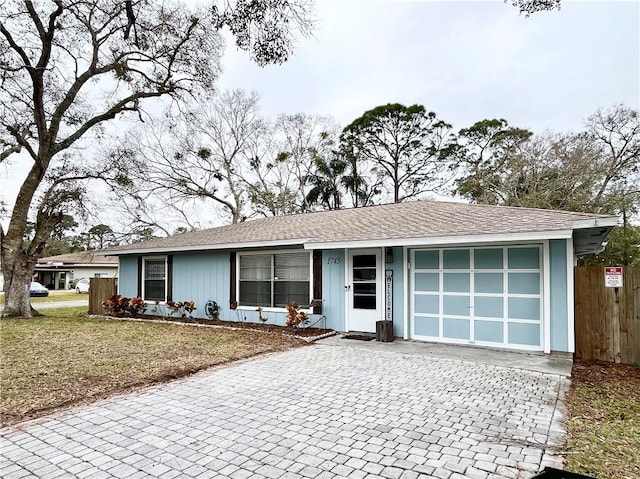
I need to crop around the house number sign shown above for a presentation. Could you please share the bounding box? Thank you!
[385,270,393,322]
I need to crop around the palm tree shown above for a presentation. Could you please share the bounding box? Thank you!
[305,155,347,210]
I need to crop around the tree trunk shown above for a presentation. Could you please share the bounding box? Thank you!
[1,248,38,318]
[1,161,50,318]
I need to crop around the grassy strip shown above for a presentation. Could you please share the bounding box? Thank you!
[565,359,640,479]
[0,307,304,426]
[1,291,85,303]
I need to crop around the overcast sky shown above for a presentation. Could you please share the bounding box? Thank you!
[1,0,639,231]
[217,0,639,133]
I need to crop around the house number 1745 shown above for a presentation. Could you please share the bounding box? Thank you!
[327,257,341,265]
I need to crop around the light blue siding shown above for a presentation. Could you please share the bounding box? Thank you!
[550,239,569,351]
[322,249,345,331]
[172,251,231,321]
[389,247,405,337]
[118,256,138,297]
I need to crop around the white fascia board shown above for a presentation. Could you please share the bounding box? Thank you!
[304,230,573,250]
[102,238,309,256]
[572,217,619,229]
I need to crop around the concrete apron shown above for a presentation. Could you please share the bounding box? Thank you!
[318,335,574,377]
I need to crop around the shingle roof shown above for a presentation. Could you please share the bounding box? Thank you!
[103,200,618,255]
[38,252,118,264]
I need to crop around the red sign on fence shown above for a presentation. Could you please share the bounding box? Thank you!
[604,266,623,288]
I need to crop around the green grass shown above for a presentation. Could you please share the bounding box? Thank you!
[0,290,86,303]
[0,307,304,425]
[565,360,640,479]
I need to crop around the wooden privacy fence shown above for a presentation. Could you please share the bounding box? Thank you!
[88,278,117,315]
[574,266,640,364]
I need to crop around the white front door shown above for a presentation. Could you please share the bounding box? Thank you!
[347,249,382,332]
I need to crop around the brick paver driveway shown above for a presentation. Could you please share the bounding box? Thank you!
[1,340,569,479]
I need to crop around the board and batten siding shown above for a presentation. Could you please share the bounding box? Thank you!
[118,256,138,297]
[549,239,569,352]
[389,246,405,338]
[172,251,230,319]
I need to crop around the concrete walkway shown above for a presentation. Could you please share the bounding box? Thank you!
[0,338,571,479]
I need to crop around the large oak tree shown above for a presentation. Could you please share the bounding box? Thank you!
[0,0,313,317]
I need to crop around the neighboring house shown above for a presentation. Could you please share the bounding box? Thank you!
[35,252,119,290]
[103,200,618,355]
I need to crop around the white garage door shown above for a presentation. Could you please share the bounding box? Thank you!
[410,246,543,351]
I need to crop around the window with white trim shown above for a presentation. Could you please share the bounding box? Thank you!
[143,257,167,302]
[239,251,311,307]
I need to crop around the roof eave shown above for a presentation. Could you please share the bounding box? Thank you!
[101,237,310,256]
[304,230,574,250]
[572,216,619,229]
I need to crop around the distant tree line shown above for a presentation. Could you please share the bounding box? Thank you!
[115,95,638,267]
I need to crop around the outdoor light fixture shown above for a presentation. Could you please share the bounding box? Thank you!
[385,247,393,264]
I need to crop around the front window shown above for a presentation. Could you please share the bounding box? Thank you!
[143,257,166,302]
[239,252,310,307]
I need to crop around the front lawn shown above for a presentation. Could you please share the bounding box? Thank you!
[565,359,640,479]
[0,307,304,426]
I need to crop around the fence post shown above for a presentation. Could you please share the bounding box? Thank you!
[88,278,118,315]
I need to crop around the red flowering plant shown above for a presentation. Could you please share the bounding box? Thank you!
[102,295,147,317]
[285,301,309,328]
[166,300,197,318]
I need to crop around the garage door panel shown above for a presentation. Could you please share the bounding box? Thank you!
[443,295,470,316]
[508,272,540,294]
[508,322,540,346]
[443,318,470,340]
[474,248,503,269]
[475,273,503,293]
[508,247,540,269]
[508,297,540,320]
[475,320,504,343]
[475,296,503,318]
[415,250,439,269]
[443,249,470,269]
[415,273,439,291]
[414,316,439,336]
[443,273,470,292]
[415,295,439,314]
[411,246,542,350]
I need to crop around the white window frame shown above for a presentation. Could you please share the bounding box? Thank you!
[142,256,168,303]
[236,250,312,312]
